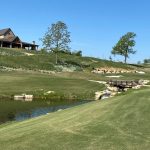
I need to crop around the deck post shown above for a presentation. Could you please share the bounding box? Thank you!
[0,41,3,47]
[10,43,12,48]
[36,45,38,50]
[21,43,23,49]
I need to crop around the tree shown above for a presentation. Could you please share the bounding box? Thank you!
[144,59,150,64]
[40,48,48,54]
[111,32,136,63]
[137,61,141,65]
[41,21,71,64]
[109,56,112,61]
[72,50,82,56]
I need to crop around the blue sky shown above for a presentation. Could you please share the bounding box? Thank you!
[1,0,150,63]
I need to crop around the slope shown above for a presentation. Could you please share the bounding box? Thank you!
[0,88,150,150]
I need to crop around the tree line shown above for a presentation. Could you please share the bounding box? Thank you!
[41,21,137,64]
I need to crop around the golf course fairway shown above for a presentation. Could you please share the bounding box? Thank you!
[0,88,150,150]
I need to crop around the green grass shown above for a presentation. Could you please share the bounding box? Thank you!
[0,71,104,99]
[0,70,150,99]
[0,47,26,56]
[54,71,150,81]
[0,47,134,72]
[0,47,150,149]
[0,88,150,150]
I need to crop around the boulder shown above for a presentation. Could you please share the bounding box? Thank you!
[95,91,103,100]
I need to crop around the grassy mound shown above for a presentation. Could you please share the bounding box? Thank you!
[0,47,133,72]
[0,88,150,150]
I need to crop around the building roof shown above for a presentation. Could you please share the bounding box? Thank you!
[22,42,38,46]
[0,28,38,46]
[0,28,10,36]
[0,36,19,43]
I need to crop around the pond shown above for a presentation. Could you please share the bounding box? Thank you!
[0,99,91,124]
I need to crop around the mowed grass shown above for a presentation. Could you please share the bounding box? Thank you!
[0,71,104,99]
[0,88,150,150]
[55,71,150,81]
[0,71,150,99]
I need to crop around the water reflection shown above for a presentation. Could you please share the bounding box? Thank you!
[15,101,89,121]
[0,100,91,124]
[8,112,15,121]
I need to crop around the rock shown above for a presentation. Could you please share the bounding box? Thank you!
[95,91,103,100]
[46,91,55,94]
[14,94,33,101]
[92,67,136,74]
[95,90,112,100]
[111,92,117,96]
[57,109,63,112]
[137,71,145,74]
[106,75,123,78]
[44,91,55,95]
[138,79,144,85]
[107,86,118,92]
[132,85,141,89]
[124,88,128,91]
[143,80,150,84]
[95,78,149,101]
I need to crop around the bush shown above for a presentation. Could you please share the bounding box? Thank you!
[39,48,48,54]
[72,50,82,56]
[144,59,150,64]
[58,49,72,55]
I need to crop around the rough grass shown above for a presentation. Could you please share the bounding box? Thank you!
[0,88,150,150]
[0,47,133,72]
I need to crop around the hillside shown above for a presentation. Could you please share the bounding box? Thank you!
[0,48,150,150]
[0,87,150,150]
[0,47,149,100]
[0,47,133,72]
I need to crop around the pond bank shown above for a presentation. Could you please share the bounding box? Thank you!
[0,99,91,124]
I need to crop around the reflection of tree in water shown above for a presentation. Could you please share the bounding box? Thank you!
[0,100,90,124]
[16,111,32,120]
[7,112,15,121]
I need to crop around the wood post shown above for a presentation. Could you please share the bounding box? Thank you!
[21,43,23,49]
[0,41,3,47]
[10,43,12,48]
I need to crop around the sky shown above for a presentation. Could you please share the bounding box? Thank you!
[0,0,150,63]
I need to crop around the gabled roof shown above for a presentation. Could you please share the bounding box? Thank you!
[0,28,39,46]
[0,36,21,43]
[0,28,10,36]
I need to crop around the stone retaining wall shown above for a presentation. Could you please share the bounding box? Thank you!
[92,67,136,74]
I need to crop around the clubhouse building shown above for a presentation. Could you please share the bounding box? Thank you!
[0,28,38,50]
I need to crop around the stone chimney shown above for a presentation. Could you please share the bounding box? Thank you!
[33,41,35,45]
